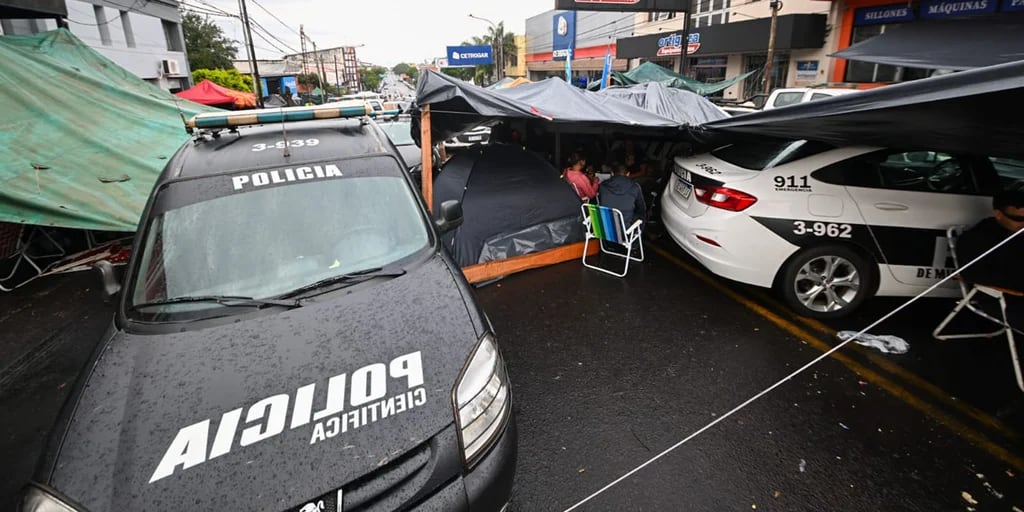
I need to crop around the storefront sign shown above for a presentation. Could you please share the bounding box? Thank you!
[656,33,683,56]
[555,0,691,12]
[687,33,701,55]
[853,3,915,25]
[920,0,997,18]
[1001,0,1024,11]
[794,60,818,84]
[552,11,577,61]
[445,45,493,67]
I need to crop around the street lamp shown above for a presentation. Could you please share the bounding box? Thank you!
[468,13,503,81]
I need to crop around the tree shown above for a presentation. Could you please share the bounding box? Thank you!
[485,22,517,78]
[192,68,253,92]
[392,63,412,76]
[359,66,387,91]
[181,11,238,71]
[298,73,321,89]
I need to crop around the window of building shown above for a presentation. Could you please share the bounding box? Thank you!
[94,5,112,45]
[120,11,136,48]
[688,56,728,97]
[742,53,789,99]
[691,0,728,27]
[845,24,934,83]
[162,20,183,51]
[648,12,677,21]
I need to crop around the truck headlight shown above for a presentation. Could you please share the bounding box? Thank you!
[20,484,84,512]
[453,333,510,466]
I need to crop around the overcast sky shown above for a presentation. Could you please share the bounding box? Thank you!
[192,0,555,66]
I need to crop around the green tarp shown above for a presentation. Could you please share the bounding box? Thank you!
[591,62,755,96]
[0,29,217,231]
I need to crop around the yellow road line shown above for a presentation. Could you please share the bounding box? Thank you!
[776,302,1019,441]
[652,245,1024,472]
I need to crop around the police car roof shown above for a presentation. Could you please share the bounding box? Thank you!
[167,117,397,180]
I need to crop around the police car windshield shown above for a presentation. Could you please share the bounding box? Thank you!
[711,140,833,171]
[129,158,428,317]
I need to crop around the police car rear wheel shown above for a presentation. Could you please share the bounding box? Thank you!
[780,245,873,319]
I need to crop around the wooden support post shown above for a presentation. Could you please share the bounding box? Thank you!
[461,241,599,284]
[420,105,433,212]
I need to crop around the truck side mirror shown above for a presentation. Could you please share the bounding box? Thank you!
[434,200,463,234]
[93,260,121,301]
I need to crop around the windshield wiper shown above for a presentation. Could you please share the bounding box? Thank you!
[133,295,302,310]
[277,266,407,299]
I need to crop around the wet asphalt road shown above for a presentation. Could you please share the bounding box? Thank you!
[1,245,1022,511]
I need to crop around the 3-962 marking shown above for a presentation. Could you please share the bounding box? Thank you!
[793,221,853,239]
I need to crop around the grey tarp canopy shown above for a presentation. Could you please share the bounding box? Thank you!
[702,60,1024,159]
[596,82,730,126]
[412,70,686,146]
[832,17,1024,71]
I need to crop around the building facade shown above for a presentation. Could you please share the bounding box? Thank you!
[504,34,527,78]
[616,0,834,100]
[829,0,1022,84]
[524,9,634,85]
[0,0,192,92]
[282,46,361,93]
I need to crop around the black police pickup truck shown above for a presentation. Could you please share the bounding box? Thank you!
[21,103,516,512]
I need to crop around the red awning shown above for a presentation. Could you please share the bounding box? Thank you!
[175,79,256,108]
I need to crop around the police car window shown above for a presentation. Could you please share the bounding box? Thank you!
[129,170,428,317]
[711,140,832,171]
[772,92,804,108]
[809,93,833,101]
[824,151,981,194]
[990,158,1024,191]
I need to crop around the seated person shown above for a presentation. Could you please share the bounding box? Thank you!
[956,189,1024,292]
[563,153,598,202]
[597,163,647,228]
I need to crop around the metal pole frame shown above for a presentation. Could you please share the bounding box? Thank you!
[239,0,263,108]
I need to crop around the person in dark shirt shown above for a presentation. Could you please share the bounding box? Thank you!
[597,163,647,228]
[956,189,1024,291]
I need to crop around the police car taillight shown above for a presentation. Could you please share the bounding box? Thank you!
[694,186,757,212]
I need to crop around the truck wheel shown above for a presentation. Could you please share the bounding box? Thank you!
[779,245,874,319]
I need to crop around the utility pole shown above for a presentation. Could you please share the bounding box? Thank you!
[238,0,263,107]
[333,53,341,91]
[300,25,309,75]
[237,0,257,98]
[763,0,781,95]
[468,14,503,81]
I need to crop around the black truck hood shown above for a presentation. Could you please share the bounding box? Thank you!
[48,256,480,511]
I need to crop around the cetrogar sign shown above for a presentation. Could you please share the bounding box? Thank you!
[445,45,493,67]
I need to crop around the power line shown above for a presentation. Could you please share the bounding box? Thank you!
[249,0,300,36]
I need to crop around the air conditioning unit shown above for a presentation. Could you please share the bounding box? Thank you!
[162,59,180,75]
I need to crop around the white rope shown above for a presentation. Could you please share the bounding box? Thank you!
[563,225,1024,511]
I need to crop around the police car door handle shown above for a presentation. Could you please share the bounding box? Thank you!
[874,202,909,211]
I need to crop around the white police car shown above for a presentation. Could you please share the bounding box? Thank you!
[661,139,1024,318]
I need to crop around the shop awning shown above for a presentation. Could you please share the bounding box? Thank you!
[702,59,1024,159]
[175,79,257,109]
[832,17,1024,70]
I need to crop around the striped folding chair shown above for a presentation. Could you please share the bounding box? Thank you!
[932,226,1023,392]
[581,203,644,277]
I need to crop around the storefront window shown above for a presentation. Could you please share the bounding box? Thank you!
[688,56,728,98]
[845,23,935,83]
[743,53,789,99]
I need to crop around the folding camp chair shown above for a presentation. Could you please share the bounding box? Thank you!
[932,226,1023,392]
[581,203,644,277]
